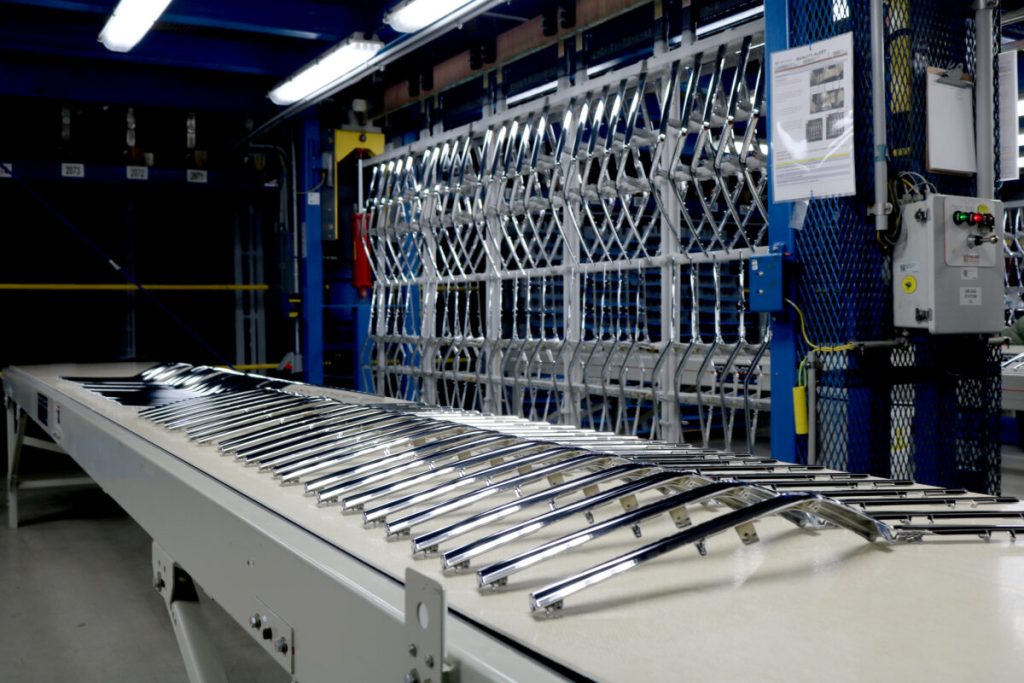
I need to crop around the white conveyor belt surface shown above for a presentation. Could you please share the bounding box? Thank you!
[5,363,1024,682]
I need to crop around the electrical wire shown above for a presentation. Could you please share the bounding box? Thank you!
[785,298,857,354]
[785,297,856,387]
[878,170,937,250]
[0,161,236,369]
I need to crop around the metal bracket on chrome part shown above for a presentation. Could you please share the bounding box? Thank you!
[405,569,458,683]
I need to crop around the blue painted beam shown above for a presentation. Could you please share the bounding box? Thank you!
[1,0,375,42]
[0,12,320,76]
[765,0,800,463]
[0,54,274,110]
[300,114,325,384]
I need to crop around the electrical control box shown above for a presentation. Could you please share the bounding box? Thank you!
[749,253,784,312]
[892,193,1003,334]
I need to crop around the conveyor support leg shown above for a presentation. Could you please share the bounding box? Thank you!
[5,398,27,529]
[152,542,229,683]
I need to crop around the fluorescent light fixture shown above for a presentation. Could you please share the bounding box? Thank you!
[385,0,474,34]
[269,35,384,106]
[98,0,173,52]
[587,59,622,79]
[506,79,558,107]
[694,3,764,38]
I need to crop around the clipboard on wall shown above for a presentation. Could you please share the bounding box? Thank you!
[925,65,976,175]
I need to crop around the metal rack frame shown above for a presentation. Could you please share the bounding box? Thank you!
[363,21,771,449]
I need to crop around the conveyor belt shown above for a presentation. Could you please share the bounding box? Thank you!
[10,362,1024,682]
[79,363,1024,615]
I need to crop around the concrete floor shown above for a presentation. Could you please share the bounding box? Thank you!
[0,481,288,683]
[2,444,1023,682]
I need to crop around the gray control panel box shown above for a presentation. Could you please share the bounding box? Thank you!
[892,193,1003,334]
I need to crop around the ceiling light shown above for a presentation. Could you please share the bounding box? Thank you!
[506,79,558,107]
[269,35,384,106]
[694,3,764,38]
[384,0,474,34]
[98,0,173,53]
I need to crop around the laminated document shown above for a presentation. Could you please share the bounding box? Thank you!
[999,50,1019,182]
[770,32,856,202]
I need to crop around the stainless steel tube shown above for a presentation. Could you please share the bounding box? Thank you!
[975,0,996,197]
[871,0,889,231]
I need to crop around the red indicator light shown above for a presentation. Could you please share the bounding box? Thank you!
[971,212,984,224]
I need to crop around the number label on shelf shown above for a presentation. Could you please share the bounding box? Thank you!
[61,163,85,178]
[0,163,12,178]
[187,169,208,184]
[126,165,149,181]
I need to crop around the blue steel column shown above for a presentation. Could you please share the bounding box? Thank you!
[300,114,324,384]
[764,0,799,462]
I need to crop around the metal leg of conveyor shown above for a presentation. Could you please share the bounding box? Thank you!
[152,543,229,683]
[5,397,27,530]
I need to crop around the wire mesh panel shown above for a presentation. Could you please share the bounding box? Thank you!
[790,0,1003,493]
[364,27,770,449]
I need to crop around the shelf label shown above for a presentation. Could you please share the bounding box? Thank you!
[61,162,85,178]
[126,165,149,181]
[0,163,12,178]
[187,169,208,184]
[307,191,321,206]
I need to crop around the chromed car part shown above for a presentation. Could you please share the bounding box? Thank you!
[145,390,271,424]
[188,398,326,441]
[258,417,435,473]
[229,407,384,460]
[376,448,595,535]
[216,404,372,451]
[410,463,653,555]
[249,413,413,467]
[274,421,467,482]
[475,479,759,589]
[342,441,564,514]
[443,469,690,572]
[527,492,897,615]
[314,433,518,505]
[163,394,298,430]
[305,430,502,495]
[118,364,1023,617]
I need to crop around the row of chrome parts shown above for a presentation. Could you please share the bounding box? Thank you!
[115,370,1023,615]
[64,363,289,406]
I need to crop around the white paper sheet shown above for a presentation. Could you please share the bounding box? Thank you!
[926,68,976,175]
[999,50,1019,182]
[770,32,856,202]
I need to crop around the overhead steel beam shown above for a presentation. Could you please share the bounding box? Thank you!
[0,53,275,111]
[0,12,320,76]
